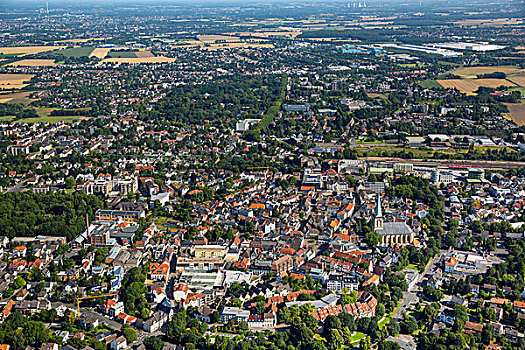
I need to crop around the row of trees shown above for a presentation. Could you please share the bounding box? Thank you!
[119,266,149,318]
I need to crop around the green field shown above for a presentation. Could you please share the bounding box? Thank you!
[108,51,137,58]
[56,47,95,58]
[350,332,366,343]
[4,97,34,106]
[17,116,81,123]
[0,116,15,122]
[419,79,442,89]
[509,86,525,95]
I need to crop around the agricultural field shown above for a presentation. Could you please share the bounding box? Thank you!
[0,116,15,122]
[55,37,110,44]
[107,51,138,58]
[173,40,204,48]
[89,48,111,59]
[453,18,523,26]
[17,116,83,123]
[0,46,66,56]
[203,42,274,50]
[101,56,177,64]
[0,91,36,105]
[451,66,524,79]
[227,30,302,39]
[56,46,95,58]
[505,103,525,126]
[197,35,240,43]
[367,93,388,100]
[6,59,56,67]
[436,78,516,95]
[507,74,525,88]
[0,74,35,90]
[134,51,155,58]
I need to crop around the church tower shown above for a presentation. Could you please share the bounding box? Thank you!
[373,192,384,231]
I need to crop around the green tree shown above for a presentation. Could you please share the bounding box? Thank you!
[365,230,380,247]
[144,337,164,350]
[376,303,386,317]
[65,177,76,189]
[327,329,344,350]
[122,326,138,343]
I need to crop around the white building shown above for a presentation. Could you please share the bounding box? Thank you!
[236,119,261,132]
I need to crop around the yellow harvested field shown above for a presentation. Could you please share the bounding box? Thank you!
[0,98,13,103]
[89,47,111,59]
[507,75,525,88]
[0,74,35,89]
[198,35,240,43]
[454,18,523,26]
[436,79,516,95]
[0,91,34,99]
[56,37,110,43]
[0,46,66,56]
[227,30,302,39]
[203,42,274,50]
[505,103,525,126]
[134,51,155,58]
[7,59,56,67]
[452,66,523,78]
[101,56,176,64]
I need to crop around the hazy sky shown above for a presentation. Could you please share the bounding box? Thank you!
[1,0,420,5]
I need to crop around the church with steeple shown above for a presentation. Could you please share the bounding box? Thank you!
[373,193,414,246]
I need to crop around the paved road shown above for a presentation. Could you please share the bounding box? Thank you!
[6,180,26,193]
[393,252,442,319]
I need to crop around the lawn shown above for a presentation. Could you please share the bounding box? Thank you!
[55,46,95,58]
[405,264,418,270]
[0,116,15,122]
[397,63,418,68]
[349,332,366,343]
[378,305,401,330]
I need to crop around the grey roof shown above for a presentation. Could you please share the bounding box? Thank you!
[377,222,413,236]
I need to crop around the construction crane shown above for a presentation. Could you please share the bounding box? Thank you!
[75,293,118,318]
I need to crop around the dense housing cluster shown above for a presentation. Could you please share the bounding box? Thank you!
[0,1,524,350]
